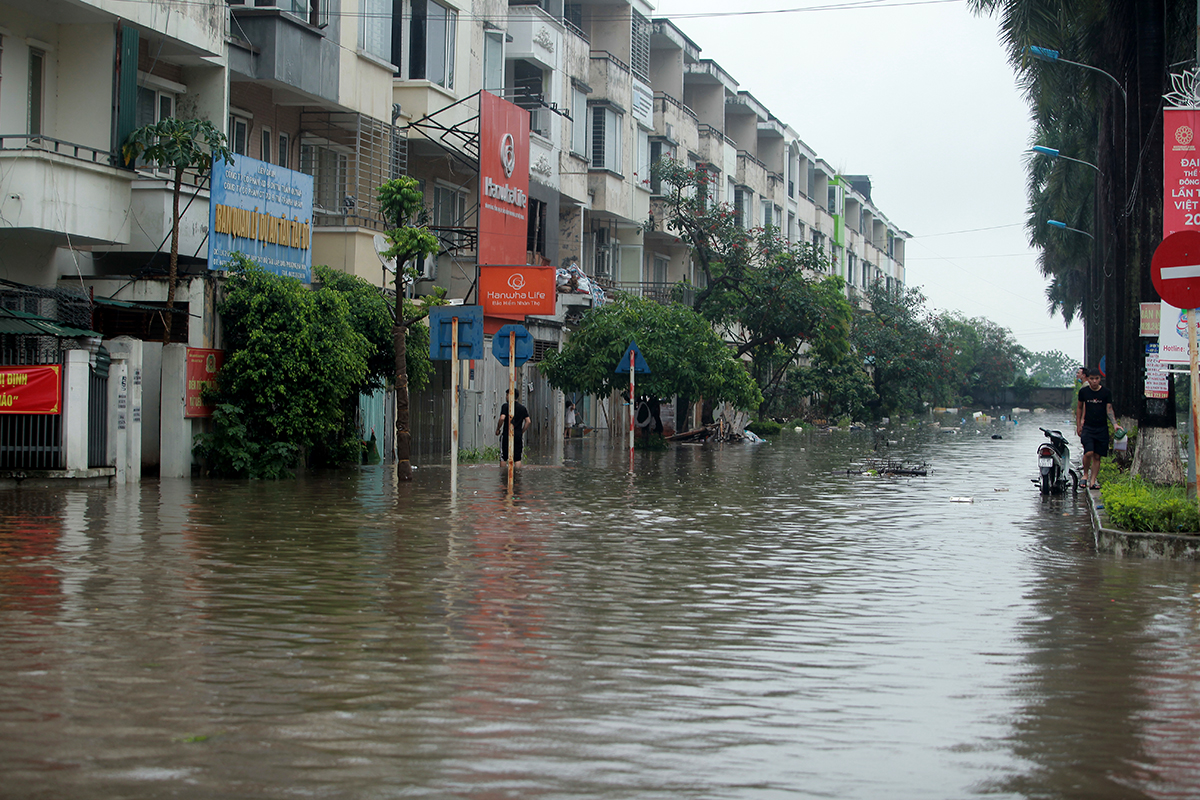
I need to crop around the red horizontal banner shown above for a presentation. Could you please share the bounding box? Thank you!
[0,365,61,414]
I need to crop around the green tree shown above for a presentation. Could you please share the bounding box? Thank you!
[196,256,374,476]
[122,118,232,345]
[540,293,762,412]
[377,177,442,481]
[936,313,1029,404]
[652,160,852,411]
[852,283,953,417]
[1025,349,1081,387]
[785,354,876,423]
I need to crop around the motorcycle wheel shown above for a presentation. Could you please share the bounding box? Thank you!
[1040,473,1051,495]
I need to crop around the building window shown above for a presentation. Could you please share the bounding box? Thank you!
[653,255,668,284]
[571,86,588,158]
[761,199,772,229]
[734,187,751,229]
[278,132,290,168]
[228,114,250,156]
[433,182,468,249]
[630,10,650,82]
[358,0,391,61]
[590,105,622,173]
[300,142,349,216]
[514,60,548,138]
[260,127,272,163]
[136,86,174,128]
[635,129,650,190]
[28,48,45,136]
[409,0,457,89]
[483,29,504,93]
[847,252,856,286]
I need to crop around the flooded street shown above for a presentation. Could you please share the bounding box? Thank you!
[3,414,1200,799]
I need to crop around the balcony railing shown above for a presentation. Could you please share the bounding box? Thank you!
[590,50,631,74]
[654,92,698,120]
[594,279,695,307]
[0,135,117,167]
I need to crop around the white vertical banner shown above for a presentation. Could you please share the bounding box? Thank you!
[1159,301,1193,364]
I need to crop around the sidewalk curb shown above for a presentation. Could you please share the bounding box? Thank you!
[1086,486,1200,559]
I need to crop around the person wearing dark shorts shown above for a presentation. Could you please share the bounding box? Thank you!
[1075,368,1123,490]
[496,390,531,466]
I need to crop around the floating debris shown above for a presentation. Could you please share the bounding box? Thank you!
[950,497,974,503]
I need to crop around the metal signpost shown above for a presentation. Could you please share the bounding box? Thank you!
[1151,230,1200,505]
[615,341,650,473]
[428,306,484,492]
[492,324,533,487]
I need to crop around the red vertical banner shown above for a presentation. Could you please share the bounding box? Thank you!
[185,348,224,418]
[478,91,531,267]
[0,366,61,414]
[1164,108,1200,238]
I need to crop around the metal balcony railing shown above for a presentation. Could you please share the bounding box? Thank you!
[0,135,117,167]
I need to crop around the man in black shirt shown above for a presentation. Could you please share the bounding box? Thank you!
[1075,368,1123,490]
[496,390,531,466]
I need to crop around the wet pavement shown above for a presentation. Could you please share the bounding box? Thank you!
[2,413,1199,798]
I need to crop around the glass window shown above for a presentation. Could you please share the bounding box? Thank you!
[261,127,272,163]
[229,115,249,156]
[571,86,587,157]
[358,0,391,61]
[636,129,650,190]
[483,30,504,93]
[410,0,457,89]
[590,106,622,173]
[278,132,290,168]
[28,48,44,136]
[301,142,349,215]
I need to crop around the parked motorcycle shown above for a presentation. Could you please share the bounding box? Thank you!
[1033,427,1078,495]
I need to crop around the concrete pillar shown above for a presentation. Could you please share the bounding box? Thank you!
[107,356,129,484]
[106,337,143,482]
[62,349,90,470]
[160,343,190,478]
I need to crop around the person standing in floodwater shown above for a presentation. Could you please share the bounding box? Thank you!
[497,390,531,466]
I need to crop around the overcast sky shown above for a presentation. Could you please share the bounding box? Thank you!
[652,0,1085,360]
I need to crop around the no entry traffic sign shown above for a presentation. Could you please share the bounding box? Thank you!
[1152,230,1200,309]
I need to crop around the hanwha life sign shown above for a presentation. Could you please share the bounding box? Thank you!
[478,91,530,267]
[481,265,556,316]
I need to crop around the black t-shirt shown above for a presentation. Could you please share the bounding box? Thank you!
[499,402,530,439]
[1078,385,1112,428]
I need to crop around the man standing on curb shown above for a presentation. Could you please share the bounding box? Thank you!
[1076,368,1123,491]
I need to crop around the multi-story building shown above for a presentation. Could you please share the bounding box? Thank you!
[0,0,909,478]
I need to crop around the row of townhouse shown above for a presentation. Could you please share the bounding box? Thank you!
[0,0,907,480]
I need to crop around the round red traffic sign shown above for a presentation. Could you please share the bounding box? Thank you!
[1153,230,1200,308]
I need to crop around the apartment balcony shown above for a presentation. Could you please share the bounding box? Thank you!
[736,150,768,193]
[0,136,133,246]
[508,5,562,71]
[653,93,698,152]
[589,51,633,108]
[697,124,731,170]
[94,170,210,256]
[228,6,340,104]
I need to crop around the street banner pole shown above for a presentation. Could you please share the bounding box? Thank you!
[508,330,516,488]
[629,349,635,473]
[1191,308,1200,506]
[451,317,459,492]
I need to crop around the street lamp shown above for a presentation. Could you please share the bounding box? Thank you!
[1026,46,1128,106]
[1030,145,1101,173]
[1047,219,1095,240]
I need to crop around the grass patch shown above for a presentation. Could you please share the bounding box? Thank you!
[459,446,501,463]
[1099,460,1199,533]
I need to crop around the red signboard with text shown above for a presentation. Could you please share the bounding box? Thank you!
[0,365,61,414]
[185,348,224,418]
[480,265,557,316]
[1164,108,1200,238]
[478,91,531,267]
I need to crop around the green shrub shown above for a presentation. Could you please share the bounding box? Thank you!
[1101,475,1200,533]
[747,419,783,436]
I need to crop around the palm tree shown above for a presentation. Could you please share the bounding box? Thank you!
[969,0,1194,483]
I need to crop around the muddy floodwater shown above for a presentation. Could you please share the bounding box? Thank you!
[3,415,1200,799]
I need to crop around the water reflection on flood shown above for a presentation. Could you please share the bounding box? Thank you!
[2,416,1200,799]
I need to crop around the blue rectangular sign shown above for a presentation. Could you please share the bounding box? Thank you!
[429,305,485,360]
[208,155,314,282]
